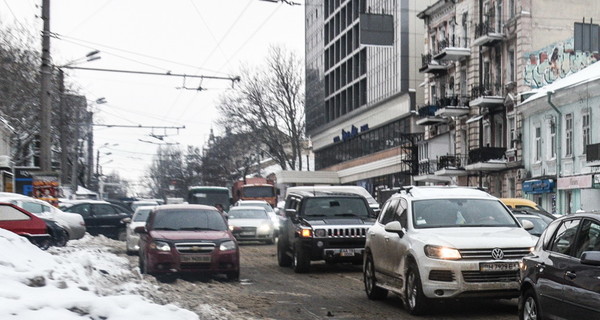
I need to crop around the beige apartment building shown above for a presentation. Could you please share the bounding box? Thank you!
[415,0,600,200]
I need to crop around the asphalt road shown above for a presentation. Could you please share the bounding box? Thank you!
[187,241,519,320]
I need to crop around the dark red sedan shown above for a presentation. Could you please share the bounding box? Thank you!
[0,202,51,249]
[136,204,240,281]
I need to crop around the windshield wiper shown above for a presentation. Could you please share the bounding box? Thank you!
[334,213,364,217]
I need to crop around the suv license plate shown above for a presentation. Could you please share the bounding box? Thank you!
[181,255,211,263]
[479,262,519,272]
[340,249,355,257]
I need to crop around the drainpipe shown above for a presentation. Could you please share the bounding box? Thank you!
[547,91,561,214]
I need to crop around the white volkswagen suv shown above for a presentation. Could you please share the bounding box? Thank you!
[363,186,537,315]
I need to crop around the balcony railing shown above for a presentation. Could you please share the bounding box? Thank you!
[437,154,467,170]
[471,83,503,99]
[418,105,439,117]
[468,147,507,164]
[421,53,433,68]
[436,95,470,108]
[435,36,471,53]
[474,20,499,38]
[418,160,438,175]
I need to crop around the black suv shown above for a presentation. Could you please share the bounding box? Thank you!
[277,187,376,273]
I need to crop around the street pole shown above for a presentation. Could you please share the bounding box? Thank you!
[70,101,80,197]
[40,0,52,172]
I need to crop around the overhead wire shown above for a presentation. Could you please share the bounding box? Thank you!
[64,0,113,36]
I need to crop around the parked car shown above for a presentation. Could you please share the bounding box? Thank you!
[0,194,86,241]
[123,205,155,255]
[0,202,51,249]
[234,200,280,232]
[278,187,376,273]
[500,198,556,221]
[519,211,600,320]
[363,186,537,315]
[136,204,240,281]
[63,200,131,240]
[227,206,276,244]
[131,199,162,211]
[513,213,551,237]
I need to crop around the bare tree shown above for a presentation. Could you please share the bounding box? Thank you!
[145,145,203,199]
[217,45,305,171]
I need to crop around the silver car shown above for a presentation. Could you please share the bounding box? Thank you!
[123,205,155,255]
[227,206,276,244]
[0,194,86,241]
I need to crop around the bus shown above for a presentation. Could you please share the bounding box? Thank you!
[187,186,231,211]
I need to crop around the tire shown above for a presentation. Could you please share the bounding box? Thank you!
[277,237,292,267]
[404,261,428,315]
[364,254,388,300]
[226,270,240,282]
[292,240,310,273]
[519,288,540,320]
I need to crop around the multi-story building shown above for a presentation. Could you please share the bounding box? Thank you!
[519,62,600,215]
[292,0,432,199]
[416,0,600,205]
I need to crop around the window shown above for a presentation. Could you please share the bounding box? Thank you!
[508,116,516,148]
[565,113,573,156]
[508,49,515,82]
[379,199,399,225]
[535,126,542,161]
[573,219,600,258]
[0,206,30,221]
[67,204,91,218]
[509,0,515,19]
[583,112,590,153]
[94,204,117,216]
[549,219,580,255]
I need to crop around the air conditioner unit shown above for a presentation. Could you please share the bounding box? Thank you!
[516,168,528,180]
[0,155,11,168]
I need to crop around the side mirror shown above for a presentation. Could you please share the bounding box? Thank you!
[134,226,147,234]
[121,217,132,224]
[285,208,297,219]
[384,221,404,237]
[581,251,600,266]
[520,219,535,231]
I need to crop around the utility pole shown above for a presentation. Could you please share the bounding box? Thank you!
[40,0,52,172]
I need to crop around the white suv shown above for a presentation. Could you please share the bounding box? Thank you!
[363,186,537,315]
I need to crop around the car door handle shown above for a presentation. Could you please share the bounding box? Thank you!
[565,271,577,280]
[384,236,390,242]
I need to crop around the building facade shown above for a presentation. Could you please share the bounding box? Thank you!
[302,0,432,199]
[416,0,600,206]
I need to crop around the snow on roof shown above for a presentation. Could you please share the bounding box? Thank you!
[521,60,600,104]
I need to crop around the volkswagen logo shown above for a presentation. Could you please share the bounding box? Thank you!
[491,248,504,260]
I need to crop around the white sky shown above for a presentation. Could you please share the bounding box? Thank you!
[0,0,305,193]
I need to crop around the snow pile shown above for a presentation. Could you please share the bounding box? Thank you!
[0,228,198,320]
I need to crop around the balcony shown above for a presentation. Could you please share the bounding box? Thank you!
[433,37,471,62]
[419,53,450,74]
[470,83,504,108]
[435,154,469,176]
[472,20,504,47]
[465,147,507,171]
[415,105,448,126]
[434,95,470,117]
[414,159,452,183]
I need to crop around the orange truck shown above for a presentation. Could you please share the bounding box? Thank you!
[232,177,277,208]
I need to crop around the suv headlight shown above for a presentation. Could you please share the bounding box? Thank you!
[220,240,237,251]
[150,240,171,252]
[299,228,312,238]
[424,245,461,260]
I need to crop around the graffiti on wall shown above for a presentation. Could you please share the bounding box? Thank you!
[523,38,600,88]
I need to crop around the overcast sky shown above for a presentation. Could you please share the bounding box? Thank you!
[0,0,305,193]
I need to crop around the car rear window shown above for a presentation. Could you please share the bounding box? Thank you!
[412,199,519,229]
[152,209,227,231]
[133,209,152,222]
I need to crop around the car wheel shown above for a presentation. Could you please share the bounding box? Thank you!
[226,270,240,282]
[277,237,292,267]
[292,240,310,273]
[520,288,539,320]
[364,254,388,300]
[52,228,69,247]
[405,261,428,315]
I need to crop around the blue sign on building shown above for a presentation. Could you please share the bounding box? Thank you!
[522,179,555,194]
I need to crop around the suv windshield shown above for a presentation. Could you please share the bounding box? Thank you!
[152,209,227,231]
[412,199,518,228]
[302,197,369,218]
